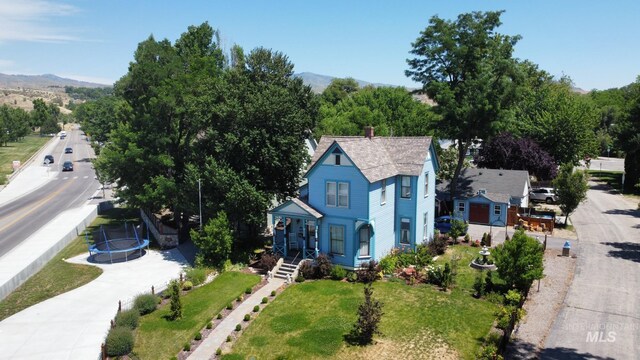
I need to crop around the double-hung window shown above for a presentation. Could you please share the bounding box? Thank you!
[457,202,465,213]
[494,205,501,215]
[401,176,411,198]
[380,179,386,205]
[359,226,370,257]
[423,212,428,241]
[330,225,345,255]
[400,218,411,244]
[327,181,349,208]
[424,172,429,197]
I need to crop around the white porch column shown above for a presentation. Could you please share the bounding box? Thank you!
[283,217,288,258]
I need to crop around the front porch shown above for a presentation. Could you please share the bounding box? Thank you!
[269,198,323,260]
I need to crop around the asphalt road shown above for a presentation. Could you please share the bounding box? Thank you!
[542,182,640,359]
[0,127,99,257]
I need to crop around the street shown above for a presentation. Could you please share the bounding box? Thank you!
[0,128,99,258]
[541,182,640,359]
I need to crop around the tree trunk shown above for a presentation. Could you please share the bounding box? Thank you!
[449,139,471,201]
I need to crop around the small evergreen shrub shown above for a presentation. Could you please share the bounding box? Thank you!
[226,335,232,342]
[216,348,222,356]
[315,254,333,278]
[464,233,471,243]
[253,305,260,312]
[485,271,494,293]
[235,324,242,331]
[133,293,158,315]
[206,322,213,329]
[182,281,193,291]
[262,297,268,304]
[473,272,485,298]
[185,267,207,286]
[169,280,183,320]
[244,314,251,321]
[245,287,252,294]
[114,309,139,329]
[270,290,276,297]
[183,343,191,352]
[226,303,233,310]
[346,271,358,282]
[217,313,223,319]
[295,274,305,282]
[236,295,243,302]
[105,326,134,357]
[195,332,202,341]
[330,265,347,280]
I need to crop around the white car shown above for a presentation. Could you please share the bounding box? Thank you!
[529,187,557,203]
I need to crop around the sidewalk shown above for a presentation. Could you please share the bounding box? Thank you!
[0,249,188,360]
[188,278,286,360]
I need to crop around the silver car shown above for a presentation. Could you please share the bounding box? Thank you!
[529,187,557,203]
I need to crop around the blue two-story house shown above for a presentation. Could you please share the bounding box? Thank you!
[269,127,439,269]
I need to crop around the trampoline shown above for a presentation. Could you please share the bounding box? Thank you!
[85,222,150,263]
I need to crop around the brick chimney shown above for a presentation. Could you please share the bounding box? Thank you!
[364,126,374,139]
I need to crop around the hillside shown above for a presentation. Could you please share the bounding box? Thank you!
[294,72,400,93]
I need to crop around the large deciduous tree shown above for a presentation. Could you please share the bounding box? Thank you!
[406,11,523,198]
[492,230,544,292]
[616,77,640,193]
[475,132,558,180]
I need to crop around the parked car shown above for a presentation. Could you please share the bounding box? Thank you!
[434,215,468,234]
[62,161,73,171]
[43,154,54,164]
[529,187,557,204]
[65,147,73,154]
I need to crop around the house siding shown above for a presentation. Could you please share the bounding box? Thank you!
[396,175,417,248]
[308,164,369,221]
[368,177,396,261]
[416,159,437,243]
[457,195,508,226]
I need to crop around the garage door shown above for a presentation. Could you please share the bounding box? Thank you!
[469,203,490,224]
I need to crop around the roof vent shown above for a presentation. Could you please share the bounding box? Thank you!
[499,172,503,176]
[478,189,487,195]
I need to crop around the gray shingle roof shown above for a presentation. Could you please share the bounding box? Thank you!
[307,136,433,183]
[437,168,530,201]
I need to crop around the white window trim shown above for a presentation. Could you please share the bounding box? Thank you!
[423,212,428,241]
[458,201,465,213]
[380,179,386,205]
[326,182,336,207]
[424,172,429,198]
[401,176,411,199]
[400,218,411,244]
[359,226,371,258]
[330,225,345,255]
[337,182,349,208]
[494,204,501,215]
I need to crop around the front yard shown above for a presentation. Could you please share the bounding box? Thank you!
[225,246,499,360]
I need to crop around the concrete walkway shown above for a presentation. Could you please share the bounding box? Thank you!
[188,278,286,360]
[0,249,188,360]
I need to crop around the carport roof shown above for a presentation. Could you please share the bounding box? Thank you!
[437,168,530,201]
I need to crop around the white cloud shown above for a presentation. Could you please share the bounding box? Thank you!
[0,0,80,43]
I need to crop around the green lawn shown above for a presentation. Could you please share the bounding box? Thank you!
[227,246,498,360]
[0,135,50,184]
[133,271,261,359]
[0,207,142,321]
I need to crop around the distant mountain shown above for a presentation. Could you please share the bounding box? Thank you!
[0,73,110,92]
[294,72,400,93]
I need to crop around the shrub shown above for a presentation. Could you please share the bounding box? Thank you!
[235,324,242,331]
[185,267,207,286]
[134,293,158,315]
[261,297,268,304]
[105,326,134,357]
[195,332,202,341]
[395,251,416,268]
[481,233,487,246]
[245,287,252,294]
[183,343,191,352]
[348,284,383,345]
[471,240,481,247]
[356,259,380,283]
[330,265,347,280]
[253,305,260,312]
[114,309,139,330]
[315,254,332,278]
[270,290,276,297]
[449,219,467,242]
[493,230,544,291]
[169,279,182,320]
[379,253,398,274]
[463,233,471,243]
[190,212,233,268]
[473,272,485,298]
[295,274,305,282]
[226,303,233,310]
[216,348,222,356]
[236,295,243,302]
[347,271,358,282]
[206,322,213,329]
[428,235,447,255]
[485,292,504,304]
[259,253,278,272]
[485,270,494,293]
[505,289,523,306]
[244,314,251,321]
[182,281,193,291]
[299,261,315,279]
[226,335,232,342]
[477,344,503,360]
[415,244,434,267]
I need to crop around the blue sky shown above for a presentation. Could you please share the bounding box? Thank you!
[0,0,638,90]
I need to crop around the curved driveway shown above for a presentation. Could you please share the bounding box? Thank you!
[542,182,640,359]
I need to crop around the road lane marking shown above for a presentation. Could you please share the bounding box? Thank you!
[0,179,77,233]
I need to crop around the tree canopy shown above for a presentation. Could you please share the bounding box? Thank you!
[614,77,640,193]
[94,22,317,238]
[492,230,544,292]
[406,10,523,197]
[553,164,589,223]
